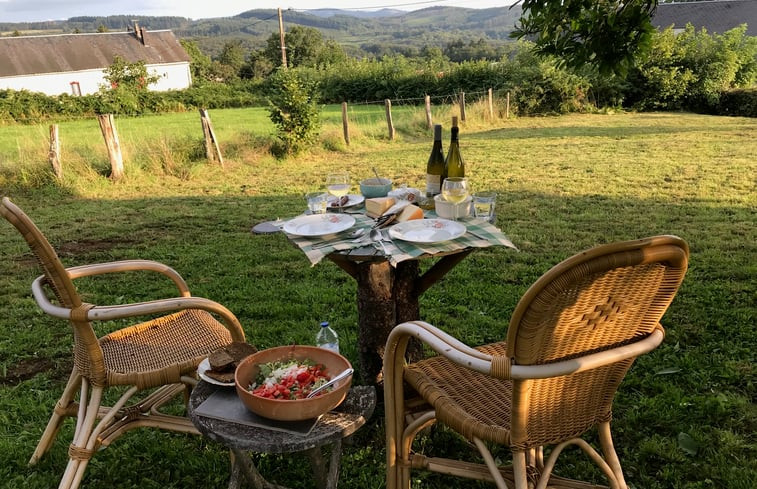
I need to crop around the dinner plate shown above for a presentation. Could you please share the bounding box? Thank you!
[388,218,466,244]
[283,214,356,237]
[197,358,235,387]
[327,194,365,210]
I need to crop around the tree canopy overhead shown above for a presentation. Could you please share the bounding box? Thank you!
[512,0,658,74]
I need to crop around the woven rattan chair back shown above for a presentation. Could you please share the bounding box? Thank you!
[1,197,106,383]
[505,236,689,448]
[1,197,82,309]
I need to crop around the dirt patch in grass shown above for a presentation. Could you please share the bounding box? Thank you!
[1,356,71,386]
[56,238,123,256]
[12,238,129,267]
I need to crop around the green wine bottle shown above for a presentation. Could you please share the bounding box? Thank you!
[444,116,465,180]
[425,124,445,198]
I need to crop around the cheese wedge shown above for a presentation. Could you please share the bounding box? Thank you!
[365,196,396,218]
[396,204,424,222]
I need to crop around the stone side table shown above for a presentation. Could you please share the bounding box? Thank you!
[188,381,376,489]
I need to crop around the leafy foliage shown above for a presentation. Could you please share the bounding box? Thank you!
[626,24,757,111]
[102,56,161,91]
[266,68,320,156]
[512,0,657,75]
[718,88,757,117]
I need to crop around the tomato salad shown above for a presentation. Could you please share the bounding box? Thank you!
[248,360,331,400]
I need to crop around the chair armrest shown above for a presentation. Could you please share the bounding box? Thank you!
[32,276,245,342]
[65,260,191,297]
[386,320,665,381]
[386,320,494,376]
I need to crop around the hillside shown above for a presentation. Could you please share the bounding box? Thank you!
[0,6,523,57]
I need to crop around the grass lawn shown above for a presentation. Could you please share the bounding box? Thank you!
[0,110,755,488]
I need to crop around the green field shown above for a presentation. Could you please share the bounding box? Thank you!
[0,109,755,488]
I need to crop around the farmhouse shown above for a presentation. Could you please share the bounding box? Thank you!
[653,0,757,36]
[0,25,191,96]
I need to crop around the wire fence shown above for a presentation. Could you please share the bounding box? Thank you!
[2,87,511,180]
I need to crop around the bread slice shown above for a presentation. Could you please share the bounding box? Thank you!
[206,342,258,383]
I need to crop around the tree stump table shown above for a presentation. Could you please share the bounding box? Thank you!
[188,381,376,489]
[327,247,473,384]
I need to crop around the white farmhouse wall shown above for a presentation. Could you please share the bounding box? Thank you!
[148,62,192,92]
[0,62,191,96]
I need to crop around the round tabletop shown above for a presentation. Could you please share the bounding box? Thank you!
[188,381,376,454]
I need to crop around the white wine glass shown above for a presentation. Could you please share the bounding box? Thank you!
[326,172,351,212]
[441,177,470,220]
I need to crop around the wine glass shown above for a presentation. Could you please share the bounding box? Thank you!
[441,177,470,220]
[326,172,350,212]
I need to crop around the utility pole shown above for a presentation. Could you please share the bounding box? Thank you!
[278,8,287,69]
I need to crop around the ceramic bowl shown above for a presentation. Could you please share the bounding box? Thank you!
[235,345,352,421]
[360,178,392,198]
[434,194,472,220]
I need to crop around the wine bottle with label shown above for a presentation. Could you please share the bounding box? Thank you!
[425,124,444,198]
[444,116,465,180]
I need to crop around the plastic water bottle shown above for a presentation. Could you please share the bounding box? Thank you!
[316,321,339,353]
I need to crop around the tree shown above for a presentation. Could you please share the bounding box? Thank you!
[102,56,160,91]
[217,40,245,80]
[511,0,658,75]
[264,26,338,69]
[241,50,275,80]
[180,39,214,82]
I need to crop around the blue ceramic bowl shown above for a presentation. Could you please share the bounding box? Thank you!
[360,178,392,198]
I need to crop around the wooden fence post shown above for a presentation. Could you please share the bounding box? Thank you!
[424,95,432,129]
[341,102,350,146]
[48,124,62,180]
[384,99,395,141]
[199,108,224,167]
[506,91,511,119]
[459,91,466,122]
[97,114,124,181]
[488,88,494,121]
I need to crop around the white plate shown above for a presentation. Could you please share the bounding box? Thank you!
[327,194,365,210]
[197,357,235,387]
[283,214,356,237]
[389,219,466,244]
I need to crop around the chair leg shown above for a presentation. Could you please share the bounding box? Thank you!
[58,382,103,489]
[30,369,82,465]
[598,422,628,489]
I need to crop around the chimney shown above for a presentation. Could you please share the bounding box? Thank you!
[133,21,142,43]
[139,26,148,46]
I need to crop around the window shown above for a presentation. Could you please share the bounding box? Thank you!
[70,81,81,96]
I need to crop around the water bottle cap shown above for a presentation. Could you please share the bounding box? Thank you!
[320,321,329,328]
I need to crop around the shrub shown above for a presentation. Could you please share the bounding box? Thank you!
[626,25,757,112]
[266,68,321,156]
[716,88,757,117]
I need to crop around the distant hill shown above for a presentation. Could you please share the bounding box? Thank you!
[299,8,406,19]
[0,6,524,58]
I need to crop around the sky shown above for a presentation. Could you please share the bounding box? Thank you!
[0,0,516,23]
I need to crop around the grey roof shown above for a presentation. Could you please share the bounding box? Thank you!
[0,30,190,78]
[653,0,757,36]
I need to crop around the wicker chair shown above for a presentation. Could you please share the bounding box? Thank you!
[1,197,247,489]
[384,235,689,489]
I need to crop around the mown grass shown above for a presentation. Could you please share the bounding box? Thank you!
[0,108,755,489]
